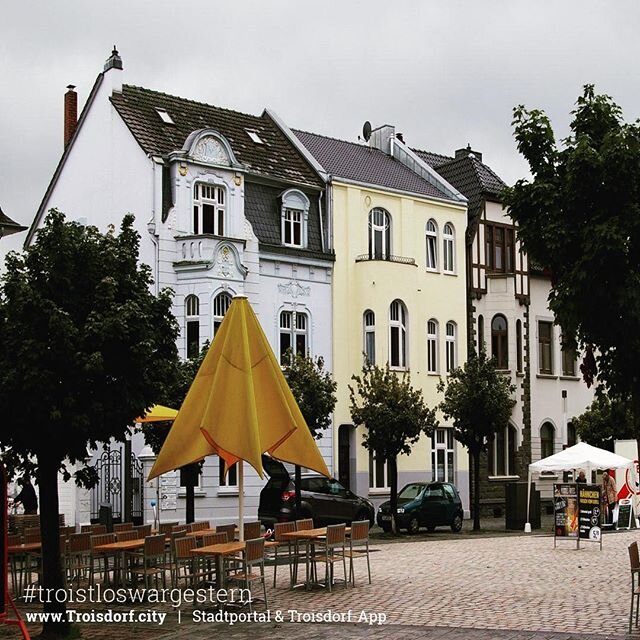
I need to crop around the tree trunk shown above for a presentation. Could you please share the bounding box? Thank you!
[37,454,69,638]
[389,456,398,535]
[473,447,481,531]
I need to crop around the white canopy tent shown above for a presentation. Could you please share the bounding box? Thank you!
[525,441,635,532]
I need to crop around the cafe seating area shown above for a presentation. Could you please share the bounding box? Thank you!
[7,517,374,610]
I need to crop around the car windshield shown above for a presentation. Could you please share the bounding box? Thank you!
[398,484,424,500]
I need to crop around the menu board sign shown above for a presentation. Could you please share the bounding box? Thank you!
[577,484,601,541]
[617,498,633,530]
[554,484,578,538]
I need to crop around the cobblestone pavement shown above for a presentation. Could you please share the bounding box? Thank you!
[2,528,638,639]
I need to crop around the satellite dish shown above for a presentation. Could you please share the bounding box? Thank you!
[362,121,372,142]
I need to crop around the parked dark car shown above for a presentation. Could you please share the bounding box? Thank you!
[258,457,375,528]
[376,482,463,534]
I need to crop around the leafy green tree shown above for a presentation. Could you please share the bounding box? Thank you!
[573,394,634,451]
[437,351,516,531]
[349,363,438,534]
[503,84,640,456]
[282,352,337,516]
[0,210,179,638]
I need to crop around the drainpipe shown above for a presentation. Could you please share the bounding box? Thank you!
[318,191,325,253]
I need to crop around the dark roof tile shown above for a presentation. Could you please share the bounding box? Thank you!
[293,130,454,201]
[110,85,322,188]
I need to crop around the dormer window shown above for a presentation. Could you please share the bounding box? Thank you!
[281,189,310,248]
[155,107,175,125]
[245,129,264,144]
[193,183,225,235]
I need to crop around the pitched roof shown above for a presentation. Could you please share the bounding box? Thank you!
[292,130,456,201]
[110,85,322,188]
[413,148,507,237]
[0,206,26,236]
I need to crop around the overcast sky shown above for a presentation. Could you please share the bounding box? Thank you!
[1,0,639,258]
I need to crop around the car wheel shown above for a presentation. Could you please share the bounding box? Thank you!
[450,514,463,533]
[407,516,420,535]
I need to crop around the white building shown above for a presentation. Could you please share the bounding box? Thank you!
[25,49,334,527]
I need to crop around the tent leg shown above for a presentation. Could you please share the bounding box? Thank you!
[524,469,532,533]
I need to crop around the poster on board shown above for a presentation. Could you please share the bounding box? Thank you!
[617,497,633,530]
[554,484,578,538]
[578,484,601,541]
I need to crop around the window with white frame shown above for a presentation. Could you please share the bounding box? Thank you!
[426,219,438,270]
[185,294,200,359]
[432,428,455,483]
[538,321,553,374]
[193,183,225,236]
[443,223,455,273]
[488,424,517,476]
[281,189,309,248]
[213,291,232,336]
[368,208,391,260]
[389,299,407,369]
[427,319,439,374]
[368,450,389,490]
[363,310,376,365]
[445,321,457,372]
[219,461,238,489]
[279,310,308,364]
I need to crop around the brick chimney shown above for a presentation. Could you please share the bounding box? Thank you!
[64,85,77,148]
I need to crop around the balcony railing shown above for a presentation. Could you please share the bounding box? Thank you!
[355,254,417,266]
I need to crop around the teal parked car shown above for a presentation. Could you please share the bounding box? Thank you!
[376,482,463,534]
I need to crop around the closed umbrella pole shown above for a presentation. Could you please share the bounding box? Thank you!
[238,463,244,542]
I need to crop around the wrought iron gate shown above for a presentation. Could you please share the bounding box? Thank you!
[90,447,144,524]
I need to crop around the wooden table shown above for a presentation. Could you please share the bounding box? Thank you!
[186,528,217,539]
[192,540,276,587]
[280,527,350,590]
[7,543,42,596]
[94,538,146,586]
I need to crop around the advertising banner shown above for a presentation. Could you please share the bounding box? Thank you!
[577,484,601,541]
[554,484,578,538]
[617,497,633,530]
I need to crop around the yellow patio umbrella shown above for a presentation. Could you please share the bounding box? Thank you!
[134,405,179,423]
[148,296,329,536]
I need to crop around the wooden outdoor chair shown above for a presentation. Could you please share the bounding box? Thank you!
[227,538,267,611]
[114,522,134,533]
[89,533,116,585]
[343,520,371,585]
[115,530,139,542]
[216,523,237,542]
[172,536,197,588]
[313,523,347,592]
[295,518,314,531]
[629,541,640,633]
[191,521,210,532]
[129,534,167,588]
[243,521,262,540]
[67,533,92,585]
[270,521,296,588]
[134,524,152,538]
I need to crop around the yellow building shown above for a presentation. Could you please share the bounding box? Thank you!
[292,125,470,513]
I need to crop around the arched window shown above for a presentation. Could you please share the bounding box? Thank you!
[281,189,310,248]
[185,294,200,359]
[427,319,439,374]
[368,208,391,260]
[363,310,376,365]
[491,314,508,369]
[425,219,438,270]
[279,310,308,364]
[488,424,517,476]
[389,299,407,369]
[540,422,555,460]
[516,319,523,373]
[477,315,485,355]
[445,321,457,372]
[193,182,225,235]
[212,291,232,336]
[443,223,455,273]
